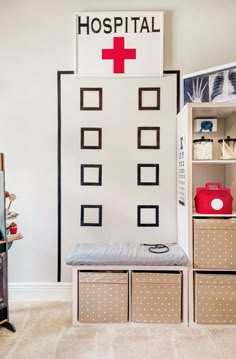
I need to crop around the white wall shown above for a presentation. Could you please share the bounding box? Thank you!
[0,0,236,282]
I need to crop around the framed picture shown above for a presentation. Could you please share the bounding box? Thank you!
[183,62,236,105]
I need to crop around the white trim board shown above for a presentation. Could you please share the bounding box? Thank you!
[9,282,72,302]
[183,61,236,79]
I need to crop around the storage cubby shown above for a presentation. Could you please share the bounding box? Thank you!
[193,218,236,269]
[131,271,182,323]
[78,271,129,323]
[194,272,236,324]
[72,266,188,326]
[192,116,236,161]
[177,103,236,326]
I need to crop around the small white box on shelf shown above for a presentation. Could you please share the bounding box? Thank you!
[194,118,217,133]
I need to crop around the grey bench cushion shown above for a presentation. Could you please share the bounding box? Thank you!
[65,242,189,266]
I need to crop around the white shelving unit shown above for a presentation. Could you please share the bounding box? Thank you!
[192,211,236,218]
[177,102,236,326]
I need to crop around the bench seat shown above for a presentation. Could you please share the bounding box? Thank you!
[66,242,189,267]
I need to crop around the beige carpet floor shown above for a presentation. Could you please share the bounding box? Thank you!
[0,301,236,359]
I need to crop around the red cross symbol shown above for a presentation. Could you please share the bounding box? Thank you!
[102,37,136,74]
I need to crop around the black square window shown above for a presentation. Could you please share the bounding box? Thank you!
[80,88,103,111]
[137,164,159,186]
[80,205,102,226]
[80,164,102,186]
[137,205,159,227]
[81,128,102,149]
[137,127,160,149]
[139,87,160,110]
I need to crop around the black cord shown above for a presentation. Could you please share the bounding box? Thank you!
[141,243,169,254]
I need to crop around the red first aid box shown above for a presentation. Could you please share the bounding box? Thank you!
[194,182,233,214]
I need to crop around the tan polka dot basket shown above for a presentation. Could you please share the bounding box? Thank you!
[193,218,236,269]
[131,272,182,323]
[195,273,236,324]
[78,271,128,323]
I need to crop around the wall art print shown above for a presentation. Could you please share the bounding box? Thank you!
[183,62,236,105]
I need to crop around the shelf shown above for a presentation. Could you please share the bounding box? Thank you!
[192,160,236,164]
[190,103,236,119]
[192,268,236,272]
[0,233,23,244]
[192,211,236,218]
[6,212,19,220]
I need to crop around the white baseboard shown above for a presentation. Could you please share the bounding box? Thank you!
[9,282,72,301]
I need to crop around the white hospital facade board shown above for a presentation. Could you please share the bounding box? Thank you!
[75,11,164,77]
[61,74,178,281]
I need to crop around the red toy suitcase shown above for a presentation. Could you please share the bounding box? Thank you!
[194,182,233,214]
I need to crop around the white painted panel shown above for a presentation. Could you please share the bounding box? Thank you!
[61,74,177,280]
[177,106,190,258]
[75,11,164,76]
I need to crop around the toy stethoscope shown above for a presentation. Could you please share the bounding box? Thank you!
[141,243,169,254]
